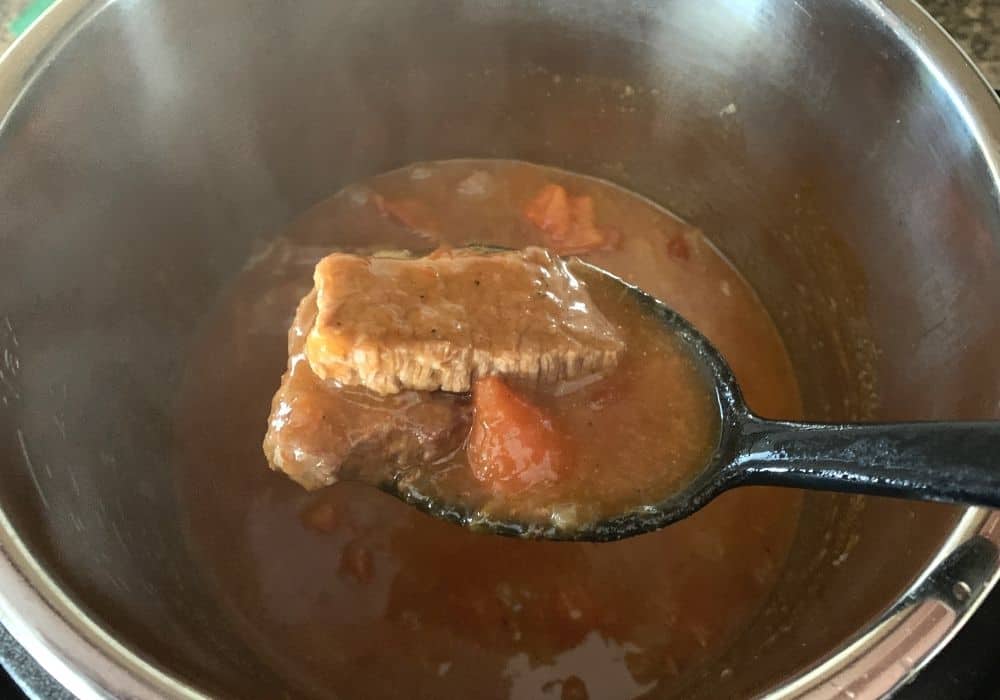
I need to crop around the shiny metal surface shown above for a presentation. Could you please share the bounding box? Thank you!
[0,0,998,698]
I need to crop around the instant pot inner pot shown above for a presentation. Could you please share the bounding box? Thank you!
[1,1,998,697]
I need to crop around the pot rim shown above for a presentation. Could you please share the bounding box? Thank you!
[0,1,998,698]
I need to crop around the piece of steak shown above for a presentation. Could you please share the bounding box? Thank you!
[263,290,471,489]
[305,247,625,395]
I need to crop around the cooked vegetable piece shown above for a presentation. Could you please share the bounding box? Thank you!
[524,183,620,254]
[374,194,439,239]
[468,376,569,492]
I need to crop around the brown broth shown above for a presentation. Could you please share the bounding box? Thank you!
[175,160,803,699]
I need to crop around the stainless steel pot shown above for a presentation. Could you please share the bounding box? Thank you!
[1,0,999,698]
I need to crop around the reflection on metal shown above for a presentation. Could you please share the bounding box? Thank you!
[778,510,1000,699]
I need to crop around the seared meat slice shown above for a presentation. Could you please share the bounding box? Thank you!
[263,290,470,489]
[305,247,625,395]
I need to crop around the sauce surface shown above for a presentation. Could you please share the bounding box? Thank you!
[176,160,803,699]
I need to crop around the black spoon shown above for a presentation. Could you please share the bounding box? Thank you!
[387,257,1000,542]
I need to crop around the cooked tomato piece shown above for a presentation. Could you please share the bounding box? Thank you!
[523,183,619,254]
[468,376,568,492]
[524,183,573,240]
[373,194,439,239]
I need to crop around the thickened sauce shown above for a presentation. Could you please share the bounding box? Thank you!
[176,160,803,699]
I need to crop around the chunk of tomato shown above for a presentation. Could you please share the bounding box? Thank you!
[523,183,619,254]
[468,376,568,492]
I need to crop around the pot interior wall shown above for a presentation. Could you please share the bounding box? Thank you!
[0,0,998,697]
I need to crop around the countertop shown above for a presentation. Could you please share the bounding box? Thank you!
[923,0,1000,85]
[0,1,999,699]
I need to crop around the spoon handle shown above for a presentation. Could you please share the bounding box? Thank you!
[732,417,1000,507]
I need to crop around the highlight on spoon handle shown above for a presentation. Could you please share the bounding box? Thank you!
[731,416,1000,507]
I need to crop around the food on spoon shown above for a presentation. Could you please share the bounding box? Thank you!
[263,242,718,528]
[304,247,625,395]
